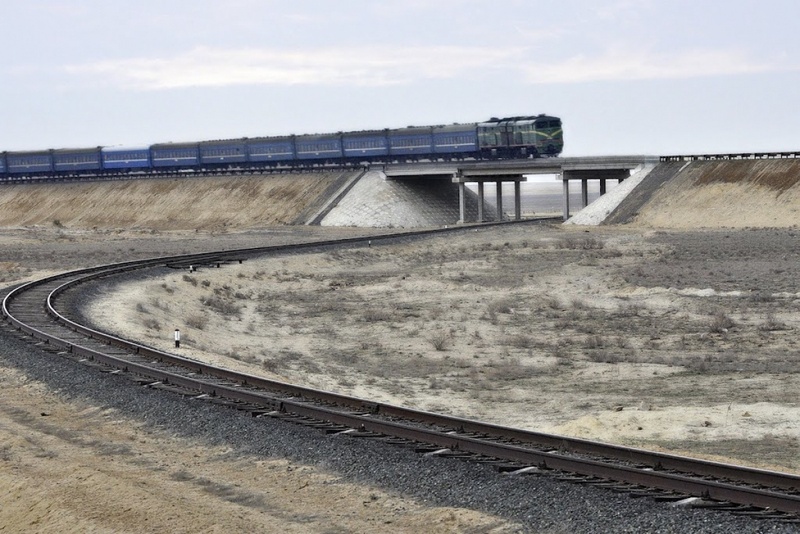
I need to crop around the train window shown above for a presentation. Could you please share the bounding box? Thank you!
[536,120,560,129]
[262,144,286,154]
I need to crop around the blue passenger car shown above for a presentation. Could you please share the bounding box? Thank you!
[246,136,295,164]
[295,134,343,161]
[342,131,389,160]
[388,127,434,158]
[150,142,200,168]
[53,147,102,173]
[6,150,54,174]
[101,146,151,170]
[432,124,478,155]
[0,152,6,176]
[199,139,247,165]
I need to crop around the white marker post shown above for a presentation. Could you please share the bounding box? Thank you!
[174,328,180,348]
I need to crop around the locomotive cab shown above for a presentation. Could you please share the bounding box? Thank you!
[532,115,564,156]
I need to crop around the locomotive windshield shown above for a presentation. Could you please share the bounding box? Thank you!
[535,119,561,129]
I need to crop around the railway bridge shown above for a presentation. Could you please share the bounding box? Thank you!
[380,156,658,222]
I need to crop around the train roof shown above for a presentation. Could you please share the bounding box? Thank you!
[246,137,294,145]
[149,141,200,150]
[52,147,102,155]
[341,129,388,138]
[5,149,53,156]
[101,146,150,153]
[5,146,103,156]
[198,137,249,146]
[432,123,478,133]
[294,132,342,141]
[389,126,434,135]
[480,114,561,126]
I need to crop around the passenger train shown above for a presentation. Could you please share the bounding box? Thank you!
[0,115,563,181]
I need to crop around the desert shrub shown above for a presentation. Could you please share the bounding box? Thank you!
[427,306,446,320]
[617,303,645,317]
[362,308,394,322]
[261,358,279,373]
[584,335,604,349]
[708,311,734,333]
[182,274,198,286]
[149,297,170,311]
[428,330,451,351]
[554,237,604,250]
[551,343,569,360]
[142,318,161,331]
[684,355,713,373]
[570,298,587,310]
[505,334,535,349]
[544,296,561,310]
[428,377,445,390]
[337,378,356,388]
[598,248,623,258]
[488,299,515,316]
[185,314,208,330]
[759,312,788,331]
[329,349,359,366]
[200,295,242,317]
[749,291,774,303]
[585,351,620,364]
[483,359,544,381]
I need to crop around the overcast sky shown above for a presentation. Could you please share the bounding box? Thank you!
[2,0,797,156]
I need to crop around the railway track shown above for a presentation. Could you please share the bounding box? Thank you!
[3,228,800,523]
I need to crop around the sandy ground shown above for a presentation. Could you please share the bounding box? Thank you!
[0,363,515,533]
[0,227,522,533]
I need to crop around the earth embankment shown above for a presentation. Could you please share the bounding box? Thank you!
[603,159,800,228]
[0,172,355,231]
[3,158,799,231]
[0,169,487,230]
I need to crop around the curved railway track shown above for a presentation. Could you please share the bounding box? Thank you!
[3,226,800,523]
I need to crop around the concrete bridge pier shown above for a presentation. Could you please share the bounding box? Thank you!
[561,169,630,220]
[495,181,503,221]
[477,182,485,222]
[454,172,526,223]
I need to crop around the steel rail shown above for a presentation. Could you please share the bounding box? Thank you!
[660,152,800,161]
